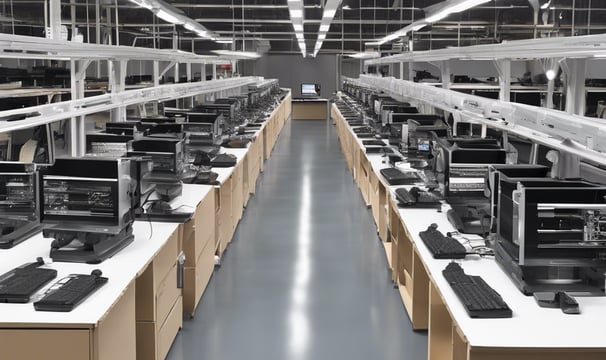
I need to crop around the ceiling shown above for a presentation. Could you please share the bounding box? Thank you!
[1,0,605,56]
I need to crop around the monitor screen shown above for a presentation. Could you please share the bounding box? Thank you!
[301,83,320,96]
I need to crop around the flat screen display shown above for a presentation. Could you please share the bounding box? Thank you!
[301,83,320,96]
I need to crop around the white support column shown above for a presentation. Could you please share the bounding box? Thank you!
[69,59,92,156]
[186,63,193,108]
[212,64,217,80]
[399,62,404,80]
[440,60,451,90]
[494,59,511,102]
[563,58,587,116]
[48,0,61,40]
[110,60,128,122]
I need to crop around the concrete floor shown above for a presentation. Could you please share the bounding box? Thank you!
[166,118,428,360]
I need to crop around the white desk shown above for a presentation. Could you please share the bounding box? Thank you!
[332,101,606,360]
[0,221,180,360]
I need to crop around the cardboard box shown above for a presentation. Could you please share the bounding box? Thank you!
[136,228,179,322]
[183,238,215,316]
[136,296,183,360]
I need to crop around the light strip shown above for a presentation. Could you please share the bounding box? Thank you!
[155,9,184,25]
[347,51,380,59]
[131,0,218,41]
[213,50,261,59]
[129,0,152,10]
[288,0,306,57]
[370,0,490,46]
[311,0,342,57]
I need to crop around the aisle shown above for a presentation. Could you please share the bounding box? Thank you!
[167,119,427,360]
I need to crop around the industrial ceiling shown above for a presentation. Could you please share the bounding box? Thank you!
[1,0,605,56]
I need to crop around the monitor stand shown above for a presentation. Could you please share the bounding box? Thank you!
[0,220,43,249]
[45,224,134,264]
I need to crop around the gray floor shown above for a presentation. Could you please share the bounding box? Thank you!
[166,119,428,360]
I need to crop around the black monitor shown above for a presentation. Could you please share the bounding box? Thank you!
[407,118,450,155]
[86,133,132,157]
[495,178,606,295]
[0,162,42,248]
[433,138,507,200]
[105,121,140,136]
[128,138,184,175]
[40,157,137,263]
[301,83,320,97]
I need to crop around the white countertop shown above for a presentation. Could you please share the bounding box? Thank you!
[335,105,606,349]
[0,221,179,326]
[0,93,292,327]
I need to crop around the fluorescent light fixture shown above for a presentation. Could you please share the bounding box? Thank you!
[155,9,184,24]
[593,54,606,58]
[426,10,449,23]
[293,23,303,31]
[373,0,488,45]
[129,0,152,10]
[323,9,337,18]
[319,24,330,32]
[411,23,427,31]
[545,69,556,80]
[213,50,262,59]
[290,9,303,18]
[216,39,233,44]
[318,33,326,40]
[348,51,380,59]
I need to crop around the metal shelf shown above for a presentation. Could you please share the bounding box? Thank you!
[344,75,606,166]
[0,34,230,64]
[0,77,261,133]
[365,33,606,65]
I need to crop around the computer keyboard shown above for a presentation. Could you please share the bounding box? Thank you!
[418,224,467,259]
[442,262,512,318]
[362,140,386,146]
[380,168,421,185]
[211,153,237,167]
[395,188,416,206]
[0,258,57,303]
[410,187,442,204]
[34,270,108,312]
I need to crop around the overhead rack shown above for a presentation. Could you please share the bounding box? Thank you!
[344,75,606,167]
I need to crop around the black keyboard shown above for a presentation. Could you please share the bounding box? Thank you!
[0,258,57,303]
[442,262,512,318]
[380,168,421,185]
[395,188,416,206]
[34,270,108,312]
[211,153,237,167]
[418,224,467,259]
[362,140,386,146]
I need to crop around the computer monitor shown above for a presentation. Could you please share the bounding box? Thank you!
[86,133,132,157]
[407,118,450,155]
[495,178,606,295]
[40,157,137,263]
[301,83,320,97]
[105,121,140,136]
[433,138,507,200]
[128,138,184,175]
